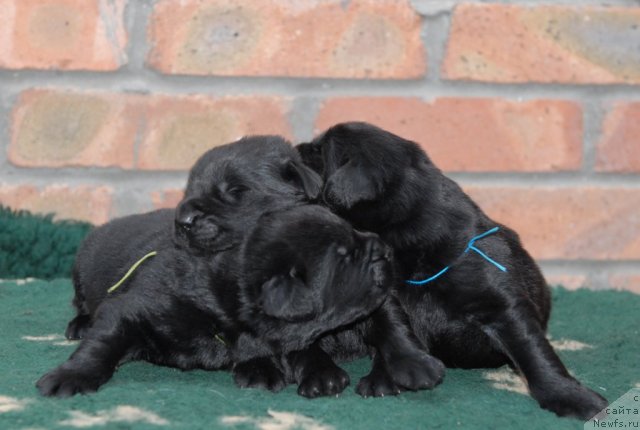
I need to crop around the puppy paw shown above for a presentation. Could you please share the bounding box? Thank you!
[356,368,402,398]
[36,366,109,397]
[233,358,286,392]
[385,352,445,391]
[65,314,91,340]
[533,380,608,420]
[297,364,350,398]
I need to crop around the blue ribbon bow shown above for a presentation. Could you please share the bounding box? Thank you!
[406,227,507,286]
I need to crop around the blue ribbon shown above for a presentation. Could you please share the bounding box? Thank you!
[406,227,507,286]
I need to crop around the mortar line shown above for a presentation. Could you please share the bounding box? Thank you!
[123,0,154,74]
[582,99,606,173]
[2,71,640,99]
[419,2,452,86]
[2,169,640,188]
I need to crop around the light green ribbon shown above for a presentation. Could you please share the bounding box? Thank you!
[107,251,158,294]
[106,250,227,347]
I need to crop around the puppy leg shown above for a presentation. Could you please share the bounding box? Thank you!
[37,304,134,397]
[66,271,92,340]
[362,297,445,394]
[233,357,286,392]
[430,320,508,369]
[287,342,350,398]
[481,299,607,420]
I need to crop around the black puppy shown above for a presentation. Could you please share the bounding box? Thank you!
[298,122,607,420]
[65,136,322,341]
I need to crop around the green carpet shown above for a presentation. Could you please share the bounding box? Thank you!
[0,279,638,430]
[0,206,91,280]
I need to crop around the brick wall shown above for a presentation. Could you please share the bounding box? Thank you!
[0,0,639,293]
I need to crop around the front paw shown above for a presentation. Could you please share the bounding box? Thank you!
[233,358,286,392]
[356,367,402,398]
[36,365,110,397]
[385,352,445,391]
[65,314,91,340]
[533,380,608,420]
[298,364,350,398]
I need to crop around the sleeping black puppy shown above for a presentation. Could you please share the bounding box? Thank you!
[37,137,391,396]
[298,122,608,420]
[65,135,322,342]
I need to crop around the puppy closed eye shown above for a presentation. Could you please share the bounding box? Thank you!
[219,184,249,203]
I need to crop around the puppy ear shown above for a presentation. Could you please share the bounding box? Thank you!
[283,160,322,200]
[260,274,315,322]
[323,162,378,210]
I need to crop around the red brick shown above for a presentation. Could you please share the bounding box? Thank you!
[151,189,185,209]
[0,0,127,71]
[0,184,112,225]
[9,89,139,168]
[465,187,640,260]
[9,89,292,170]
[147,0,424,79]
[316,97,582,172]
[138,95,293,170]
[596,103,640,173]
[443,4,640,84]
[609,275,640,294]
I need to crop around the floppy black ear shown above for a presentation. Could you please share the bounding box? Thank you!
[260,274,316,322]
[323,162,378,210]
[283,160,322,200]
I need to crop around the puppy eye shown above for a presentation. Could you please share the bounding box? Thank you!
[224,185,249,201]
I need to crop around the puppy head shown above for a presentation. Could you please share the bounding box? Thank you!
[174,135,321,253]
[239,205,393,353]
[303,122,435,233]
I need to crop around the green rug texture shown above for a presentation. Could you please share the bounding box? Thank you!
[1,280,638,430]
[0,208,638,429]
[0,206,91,280]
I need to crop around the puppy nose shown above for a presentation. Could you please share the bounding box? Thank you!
[175,203,202,232]
[176,213,197,230]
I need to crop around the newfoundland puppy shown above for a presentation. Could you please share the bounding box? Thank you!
[297,122,607,420]
[64,135,322,341]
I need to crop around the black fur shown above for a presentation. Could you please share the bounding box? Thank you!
[298,122,608,420]
[37,137,392,397]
